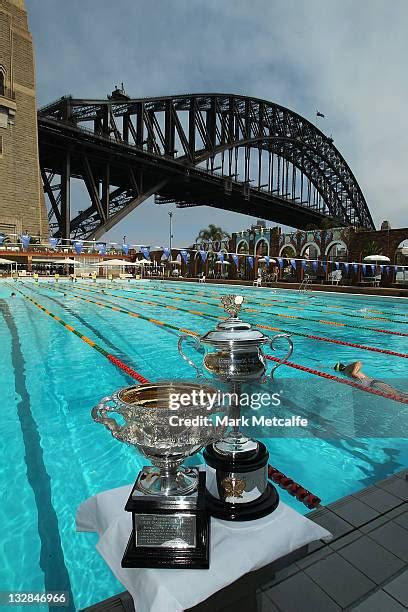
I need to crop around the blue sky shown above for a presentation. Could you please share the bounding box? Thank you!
[27,0,408,246]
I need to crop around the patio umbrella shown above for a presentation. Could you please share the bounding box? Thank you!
[363,255,390,263]
[53,258,80,265]
[215,260,230,265]
[169,260,180,265]
[258,257,276,264]
[137,258,152,265]
[91,258,128,266]
[0,257,14,265]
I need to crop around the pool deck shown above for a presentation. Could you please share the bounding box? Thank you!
[83,468,408,612]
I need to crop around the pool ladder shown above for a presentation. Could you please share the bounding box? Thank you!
[299,274,313,293]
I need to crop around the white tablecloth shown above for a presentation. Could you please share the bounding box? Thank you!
[76,484,331,612]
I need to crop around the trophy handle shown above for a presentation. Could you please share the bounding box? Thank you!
[178,334,203,378]
[91,396,121,435]
[268,334,293,379]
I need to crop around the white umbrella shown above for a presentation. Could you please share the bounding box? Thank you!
[53,258,80,265]
[363,255,390,263]
[258,257,276,264]
[91,258,128,266]
[136,258,152,265]
[0,257,14,265]
[215,260,230,265]
[169,260,180,264]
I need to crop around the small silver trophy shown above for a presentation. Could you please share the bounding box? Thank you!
[92,382,224,568]
[178,295,293,521]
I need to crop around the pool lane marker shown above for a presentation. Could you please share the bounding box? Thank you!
[11,285,150,384]
[264,355,408,405]
[117,281,408,322]
[100,282,408,336]
[65,283,408,359]
[34,284,408,405]
[18,283,408,407]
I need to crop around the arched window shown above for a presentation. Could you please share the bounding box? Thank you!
[0,71,5,97]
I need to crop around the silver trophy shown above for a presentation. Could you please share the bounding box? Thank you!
[178,295,293,521]
[92,381,224,568]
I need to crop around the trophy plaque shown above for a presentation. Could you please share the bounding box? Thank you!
[178,294,293,521]
[92,382,224,569]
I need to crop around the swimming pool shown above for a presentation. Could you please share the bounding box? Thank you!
[1,279,407,610]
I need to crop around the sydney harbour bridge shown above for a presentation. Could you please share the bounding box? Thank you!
[38,93,375,240]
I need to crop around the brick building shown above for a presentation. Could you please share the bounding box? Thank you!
[0,0,48,238]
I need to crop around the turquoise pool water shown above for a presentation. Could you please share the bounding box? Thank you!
[0,279,407,610]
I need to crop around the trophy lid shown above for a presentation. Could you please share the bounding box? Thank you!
[200,294,269,346]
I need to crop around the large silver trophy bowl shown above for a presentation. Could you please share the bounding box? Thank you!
[92,382,223,497]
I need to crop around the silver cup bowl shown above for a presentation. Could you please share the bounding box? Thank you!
[92,382,224,496]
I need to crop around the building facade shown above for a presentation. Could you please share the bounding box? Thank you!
[0,0,48,239]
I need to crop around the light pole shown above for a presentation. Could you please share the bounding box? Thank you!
[168,212,174,278]
[168,212,173,252]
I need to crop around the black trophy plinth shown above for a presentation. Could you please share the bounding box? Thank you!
[122,470,210,569]
[203,442,279,521]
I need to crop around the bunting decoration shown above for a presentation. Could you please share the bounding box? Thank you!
[301,260,307,271]
[394,265,398,273]
[232,254,239,267]
[140,247,150,260]
[312,261,318,272]
[264,255,270,265]
[73,241,83,255]
[122,243,129,255]
[248,256,254,268]
[0,233,4,245]
[353,263,358,273]
[277,257,283,268]
[199,250,208,263]
[180,250,189,263]
[290,259,296,270]
[98,244,107,256]
[335,261,339,270]
[386,266,390,274]
[217,251,224,262]
[344,262,349,273]
[20,234,30,250]
[162,247,171,259]
[49,237,59,249]
[362,264,367,275]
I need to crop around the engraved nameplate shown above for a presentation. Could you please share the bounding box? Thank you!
[135,513,196,549]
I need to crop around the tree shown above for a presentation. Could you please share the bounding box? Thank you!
[362,240,383,259]
[196,224,230,243]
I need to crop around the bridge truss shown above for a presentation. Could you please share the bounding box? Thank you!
[38,93,375,240]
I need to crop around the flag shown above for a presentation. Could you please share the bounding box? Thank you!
[217,251,224,262]
[264,255,270,265]
[162,247,170,259]
[98,244,107,256]
[290,259,296,270]
[386,266,390,274]
[122,243,129,255]
[0,233,4,246]
[394,265,398,273]
[344,262,349,273]
[353,263,358,273]
[140,247,150,260]
[180,250,189,263]
[277,257,283,268]
[362,264,366,275]
[199,250,207,263]
[49,237,59,249]
[335,261,339,270]
[232,254,239,267]
[312,261,318,272]
[74,241,83,255]
[316,111,325,118]
[301,260,307,270]
[248,256,254,268]
[20,234,30,250]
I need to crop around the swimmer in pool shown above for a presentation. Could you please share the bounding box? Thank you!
[11,292,16,298]
[334,361,407,399]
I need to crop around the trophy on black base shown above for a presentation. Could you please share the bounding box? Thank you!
[92,382,224,569]
[178,294,293,521]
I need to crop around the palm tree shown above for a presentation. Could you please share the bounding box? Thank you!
[362,240,383,259]
[196,224,230,243]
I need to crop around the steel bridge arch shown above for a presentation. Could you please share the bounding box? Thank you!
[38,93,375,239]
